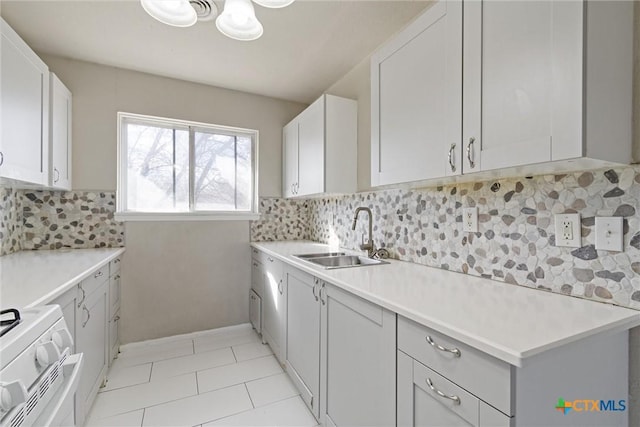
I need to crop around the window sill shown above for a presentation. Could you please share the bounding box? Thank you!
[115,212,261,222]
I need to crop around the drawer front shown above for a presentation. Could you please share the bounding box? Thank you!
[109,272,121,315]
[110,257,122,276]
[398,316,512,415]
[413,358,479,426]
[81,264,110,296]
[251,258,263,295]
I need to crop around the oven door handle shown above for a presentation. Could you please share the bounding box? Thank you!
[36,353,84,427]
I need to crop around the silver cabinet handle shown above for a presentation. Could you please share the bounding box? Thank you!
[448,143,456,172]
[267,257,274,263]
[252,262,258,267]
[312,283,319,302]
[114,315,120,322]
[426,378,461,405]
[114,275,121,280]
[278,280,283,295]
[54,167,60,183]
[467,137,476,169]
[77,285,86,308]
[320,283,326,306]
[94,270,103,279]
[82,306,91,328]
[426,336,461,357]
[114,258,121,264]
[0,151,3,166]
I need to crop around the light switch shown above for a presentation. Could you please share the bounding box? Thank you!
[595,217,623,252]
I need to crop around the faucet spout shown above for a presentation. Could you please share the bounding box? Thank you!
[352,207,375,257]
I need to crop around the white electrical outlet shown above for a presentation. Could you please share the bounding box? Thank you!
[595,217,623,252]
[463,207,478,232]
[554,213,581,247]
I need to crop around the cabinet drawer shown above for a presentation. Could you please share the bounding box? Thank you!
[80,264,109,296]
[398,316,512,415]
[110,256,122,276]
[413,358,479,426]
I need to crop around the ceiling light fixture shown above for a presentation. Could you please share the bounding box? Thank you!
[252,0,295,9]
[216,0,263,41]
[140,0,198,27]
[141,0,293,40]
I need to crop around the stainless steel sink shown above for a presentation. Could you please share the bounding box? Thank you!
[293,253,388,269]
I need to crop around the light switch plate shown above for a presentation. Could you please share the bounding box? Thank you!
[463,207,478,232]
[595,217,623,252]
[554,213,581,247]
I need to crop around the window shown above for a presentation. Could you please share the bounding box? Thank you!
[117,113,258,220]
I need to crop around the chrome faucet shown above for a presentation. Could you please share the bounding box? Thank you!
[352,207,376,258]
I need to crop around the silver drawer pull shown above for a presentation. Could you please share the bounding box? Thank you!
[82,306,91,328]
[467,137,476,169]
[426,336,461,357]
[94,271,103,279]
[426,378,461,405]
[448,143,456,172]
[114,275,120,280]
[267,257,274,263]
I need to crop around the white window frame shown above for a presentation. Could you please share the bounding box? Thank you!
[116,112,260,221]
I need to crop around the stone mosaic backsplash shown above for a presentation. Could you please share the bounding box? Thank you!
[0,187,22,255]
[0,188,124,255]
[306,166,640,311]
[251,198,310,241]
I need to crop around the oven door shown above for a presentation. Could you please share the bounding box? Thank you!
[36,353,84,427]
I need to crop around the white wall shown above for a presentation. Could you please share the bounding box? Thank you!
[40,54,306,196]
[40,55,306,343]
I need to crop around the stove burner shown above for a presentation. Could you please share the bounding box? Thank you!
[0,308,21,337]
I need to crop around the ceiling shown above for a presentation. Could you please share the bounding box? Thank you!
[0,0,429,104]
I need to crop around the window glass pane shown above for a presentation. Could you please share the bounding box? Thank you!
[125,123,189,212]
[194,130,248,211]
[236,136,253,211]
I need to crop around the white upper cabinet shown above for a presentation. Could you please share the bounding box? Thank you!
[49,73,72,190]
[371,1,463,186]
[283,120,299,198]
[372,0,633,187]
[463,0,633,174]
[0,17,49,186]
[283,94,357,198]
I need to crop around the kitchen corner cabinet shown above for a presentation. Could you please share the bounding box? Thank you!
[371,0,463,186]
[49,72,72,190]
[260,252,287,364]
[371,0,633,188]
[0,17,50,186]
[284,266,396,426]
[397,316,629,427]
[283,94,357,198]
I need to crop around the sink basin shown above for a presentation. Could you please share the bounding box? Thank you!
[293,253,388,269]
[295,252,346,259]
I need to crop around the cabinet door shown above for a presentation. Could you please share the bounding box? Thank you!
[283,120,299,198]
[109,271,121,316]
[371,1,462,186]
[463,1,582,172]
[109,309,120,365]
[75,281,108,427]
[297,96,324,196]
[49,73,72,189]
[285,270,321,419]
[0,18,49,185]
[320,284,396,427]
[249,290,262,334]
[398,351,479,427]
[251,258,263,296]
[261,255,285,363]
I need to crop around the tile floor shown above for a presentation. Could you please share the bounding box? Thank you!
[85,325,318,427]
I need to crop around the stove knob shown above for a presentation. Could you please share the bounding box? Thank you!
[0,381,28,412]
[51,329,73,351]
[35,341,61,367]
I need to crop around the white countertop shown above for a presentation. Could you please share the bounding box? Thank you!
[0,248,125,309]
[252,240,640,367]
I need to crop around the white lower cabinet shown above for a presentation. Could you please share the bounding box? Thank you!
[320,284,396,427]
[260,253,286,364]
[285,268,321,419]
[75,278,108,427]
[108,257,122,365]
[284,265,396,427]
